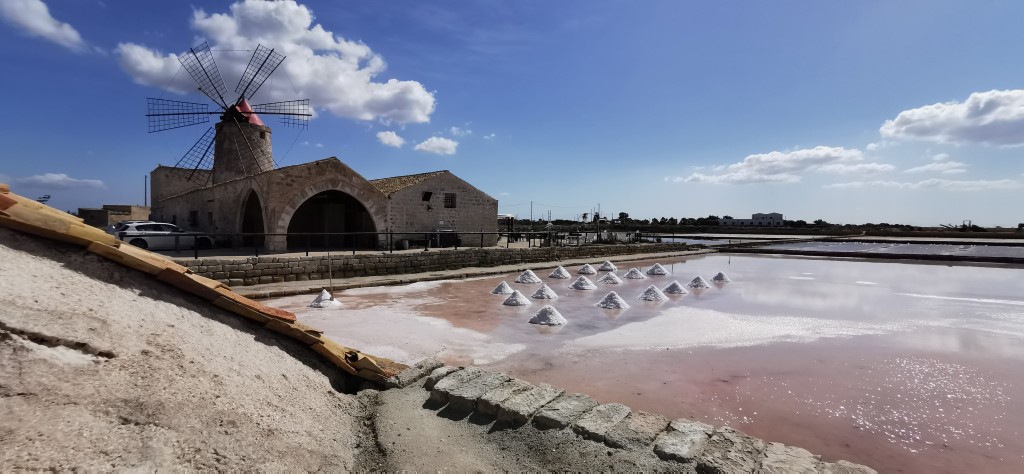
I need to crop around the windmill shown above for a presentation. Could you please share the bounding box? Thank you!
[146,41,311,186]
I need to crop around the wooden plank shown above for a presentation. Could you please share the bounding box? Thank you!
[0,215,89,247]
[68,222,118,247]
[312,341,358,375]
[116,242,187,274]
[0,193,15,210]
[265,319,323,345]
[212,296,273,324]
[86,242,165,275]
[212,287,296,322]
[156,267,223,301]
[0,183,9,193]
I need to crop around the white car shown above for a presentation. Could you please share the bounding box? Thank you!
[116,222,213,250]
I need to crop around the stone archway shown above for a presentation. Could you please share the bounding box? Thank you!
[285,190,378,250]
[239,190,265,248]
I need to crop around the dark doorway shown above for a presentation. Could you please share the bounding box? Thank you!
[241,191,265,248]
[287,190,377,250]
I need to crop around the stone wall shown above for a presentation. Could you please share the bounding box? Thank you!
[175,243,694,286]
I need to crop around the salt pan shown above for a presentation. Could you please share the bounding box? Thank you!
[663,281,689,295]
[687,276,712,289]
[598,261,618,272]
[531,284,559,299]
[491,281,514,295]
[638,285,667,301]
[549,266,571,279]
[711,272,732,283]
[529,305,567,326]
[623,268,647,280]
[597,273,623,285]
[578,264,597,275]
[569,276,597,290]
[646,263,669,276]
[503,290,532,306]
[596,291,630,310]
[308,289,341,308]
[515,270,542,284]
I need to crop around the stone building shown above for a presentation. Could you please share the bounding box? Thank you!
[150,118,497,252]
[78,205,151,229]
[721,212,784,227]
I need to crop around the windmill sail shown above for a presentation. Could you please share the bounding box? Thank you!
[170,127,216,184]
[235,44,285,101]
[251,99,310,128]
[146,98,212,133]
[178,41,229,109]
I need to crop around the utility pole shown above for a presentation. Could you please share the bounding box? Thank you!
[144,175,148,207]
[530,201,533,230]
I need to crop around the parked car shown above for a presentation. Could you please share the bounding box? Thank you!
[116,222,213,250]
[106,220,154,235]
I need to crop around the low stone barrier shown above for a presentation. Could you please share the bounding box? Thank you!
[386,360,876,473]
[173,243,694,286]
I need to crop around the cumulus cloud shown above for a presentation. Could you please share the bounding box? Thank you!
[824,178,1021,191]
[865,142,880,151]
[880,89,1024,146]
[483,133,496,140]
[449,126,472,137]
[904,161,968,174]
[414,136,458,155]
[681,146,890,184]
[931,152,950,161]
[15,173,106,189]
[116,0,436,124]
[376,130,405,148]
[0,0,85,51]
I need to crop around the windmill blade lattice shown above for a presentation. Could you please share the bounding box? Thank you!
[146,98,212,133]
[170,127,216,184]
[252,99,310,129]
[235,44,285,101]
[178,41,229,108]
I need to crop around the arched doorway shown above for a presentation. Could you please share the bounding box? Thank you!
[240,190,265,248]
[286,190,377,250]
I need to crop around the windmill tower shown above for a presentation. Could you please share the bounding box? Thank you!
[146,42,310,186]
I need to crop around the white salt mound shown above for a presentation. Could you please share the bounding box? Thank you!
[597,272,623,285]
[578,264,597,275]
[569,276,597,290]
[491,281,514,295]
[638,285,667,302]
[529,305,567,326]
[687,276,712,289]
[663,281,689,295]
[531,284,559,299]
[711,272,732,283]
[549,266,571,279]
[623,268,647,280]
[598,261,618,272]
[596,291,630,310]
[646,263,669,276]
[503,290,532,306]
[308,289,341,308]
[515,270,542,284]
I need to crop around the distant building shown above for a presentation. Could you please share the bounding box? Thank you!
[721,212,784,227]
[78,205,150,229]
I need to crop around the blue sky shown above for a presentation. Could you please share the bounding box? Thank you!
[2,0,1023,226]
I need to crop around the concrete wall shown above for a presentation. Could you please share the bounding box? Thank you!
[174,242,693,286]
[151,167,211,203]
[78,205,151,228]
[386,172,498,246]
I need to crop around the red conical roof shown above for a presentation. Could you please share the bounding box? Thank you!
[236,99,265,126]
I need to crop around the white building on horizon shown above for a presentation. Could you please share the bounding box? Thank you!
[722,212,784,227]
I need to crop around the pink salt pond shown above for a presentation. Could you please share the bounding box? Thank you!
[271,254,1024,473]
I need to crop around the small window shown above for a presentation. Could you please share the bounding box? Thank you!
[188,210,198,227]
[444,193,456,208]
[207,211,214,226]
[422,191,433,201]
[260,131,266,139]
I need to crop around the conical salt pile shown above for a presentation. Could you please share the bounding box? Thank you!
[548,266,571,279]
[598,260,618,272]
[515,270,542,284]
[646,263,669,276]
[663,280,689,295]
[491,281,514,295]
[308,289,341,308]
[503,290,532,306]
[569,276,597,290]
[531,284,559,299]
[623,268,647,279]
[597,272,623,285]
[687,276,712,289]
[577,264,597,275]
[638,285,667,301]
[711,272,732,283]
[596,291,630,310]
[529,305,567,326]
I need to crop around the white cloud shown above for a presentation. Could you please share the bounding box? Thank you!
[449,126,472,137]
[414,136,458,155]
[904,161,968,174]
[315,143,323,148]
[865,142,880,151]
[0,0,84,51]
[116,0,436,124]
[376,130,405,148]
[824,178,1021,192]
[483,133,496,140]
[682,146,885,184]
[931,152,950,161]
[15,173,106,189]
[880,89,1024,146]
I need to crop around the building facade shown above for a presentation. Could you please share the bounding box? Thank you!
[721,212,784,227]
